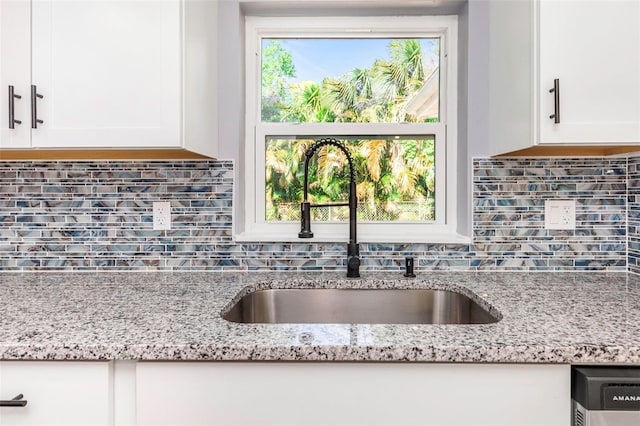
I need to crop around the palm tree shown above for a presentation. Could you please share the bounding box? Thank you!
[265,138,313,220]
[264,39,437,221]
[378,40,424,96]
[265,136,435,221]
[324,67,376,122]
[284,82,334,123]
[375,40,428,122]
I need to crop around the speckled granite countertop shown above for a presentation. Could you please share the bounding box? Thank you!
[0,271,639,363]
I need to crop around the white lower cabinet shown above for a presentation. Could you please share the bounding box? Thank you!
[0,361,572,425]
[135,362,570,426]
[0,361,112,426]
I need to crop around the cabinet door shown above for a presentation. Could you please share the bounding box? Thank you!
[0,361,112,426]
[538,0,640,144]
[0,0,30,149]
[136,362,569,426]
[30,0,181,149]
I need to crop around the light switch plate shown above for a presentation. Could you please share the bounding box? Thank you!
[544,200,576,230]
[153,201,171,230]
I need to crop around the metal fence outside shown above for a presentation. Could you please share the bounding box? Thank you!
[267,201,435,222]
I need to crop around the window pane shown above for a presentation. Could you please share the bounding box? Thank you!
[261,38,440,124]
[265,136,436,222]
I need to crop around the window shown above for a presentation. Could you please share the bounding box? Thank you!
[240,16,465,243]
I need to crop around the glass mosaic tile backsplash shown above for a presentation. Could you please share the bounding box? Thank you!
[0,157,635,272]
[628,156,640,275]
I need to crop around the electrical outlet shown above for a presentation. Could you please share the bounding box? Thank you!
[544,200,576,230]
[153,201,171,230]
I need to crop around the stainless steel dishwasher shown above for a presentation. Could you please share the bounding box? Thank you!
[572,366,640,426]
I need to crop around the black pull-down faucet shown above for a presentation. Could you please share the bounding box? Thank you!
[298,138,360,278]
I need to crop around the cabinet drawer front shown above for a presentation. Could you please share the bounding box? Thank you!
[0,361,112,426]
[136,362,569,426]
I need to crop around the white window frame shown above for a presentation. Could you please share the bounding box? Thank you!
[237,15,468,244]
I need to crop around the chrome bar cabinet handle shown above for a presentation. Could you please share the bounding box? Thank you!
[549,78,560,123]
[31,84,44,129]
[8,85,22,129]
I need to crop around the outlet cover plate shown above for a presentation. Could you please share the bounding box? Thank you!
[153,201,171,230]
[544,200,576,230]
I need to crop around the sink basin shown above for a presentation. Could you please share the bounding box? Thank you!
[223,288,499,324]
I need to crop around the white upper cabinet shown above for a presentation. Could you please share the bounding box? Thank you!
[31,0,181,149]
[0,0,218,157]
[538,0,640,144]
[490,0,640,155]
[0,0,30,149]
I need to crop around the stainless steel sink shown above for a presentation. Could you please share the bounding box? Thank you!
[223,288,499,324]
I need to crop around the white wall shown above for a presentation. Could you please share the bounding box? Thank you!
[458,0,492,235]
[457,0,470,236]
[467,0,491,159]
[217,1,245,234]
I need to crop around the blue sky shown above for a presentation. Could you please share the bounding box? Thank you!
[264,38,439,84]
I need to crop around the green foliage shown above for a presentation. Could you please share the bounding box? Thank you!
[266,137,435,222]
[262,39,438,221]
[261,39,438,124]
[261,40,296,122]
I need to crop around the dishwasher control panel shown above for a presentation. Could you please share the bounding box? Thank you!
[572,366,640,426]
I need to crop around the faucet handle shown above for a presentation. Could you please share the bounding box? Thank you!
[404,257,416,278]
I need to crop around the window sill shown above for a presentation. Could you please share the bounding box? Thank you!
[234,231,471,245]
